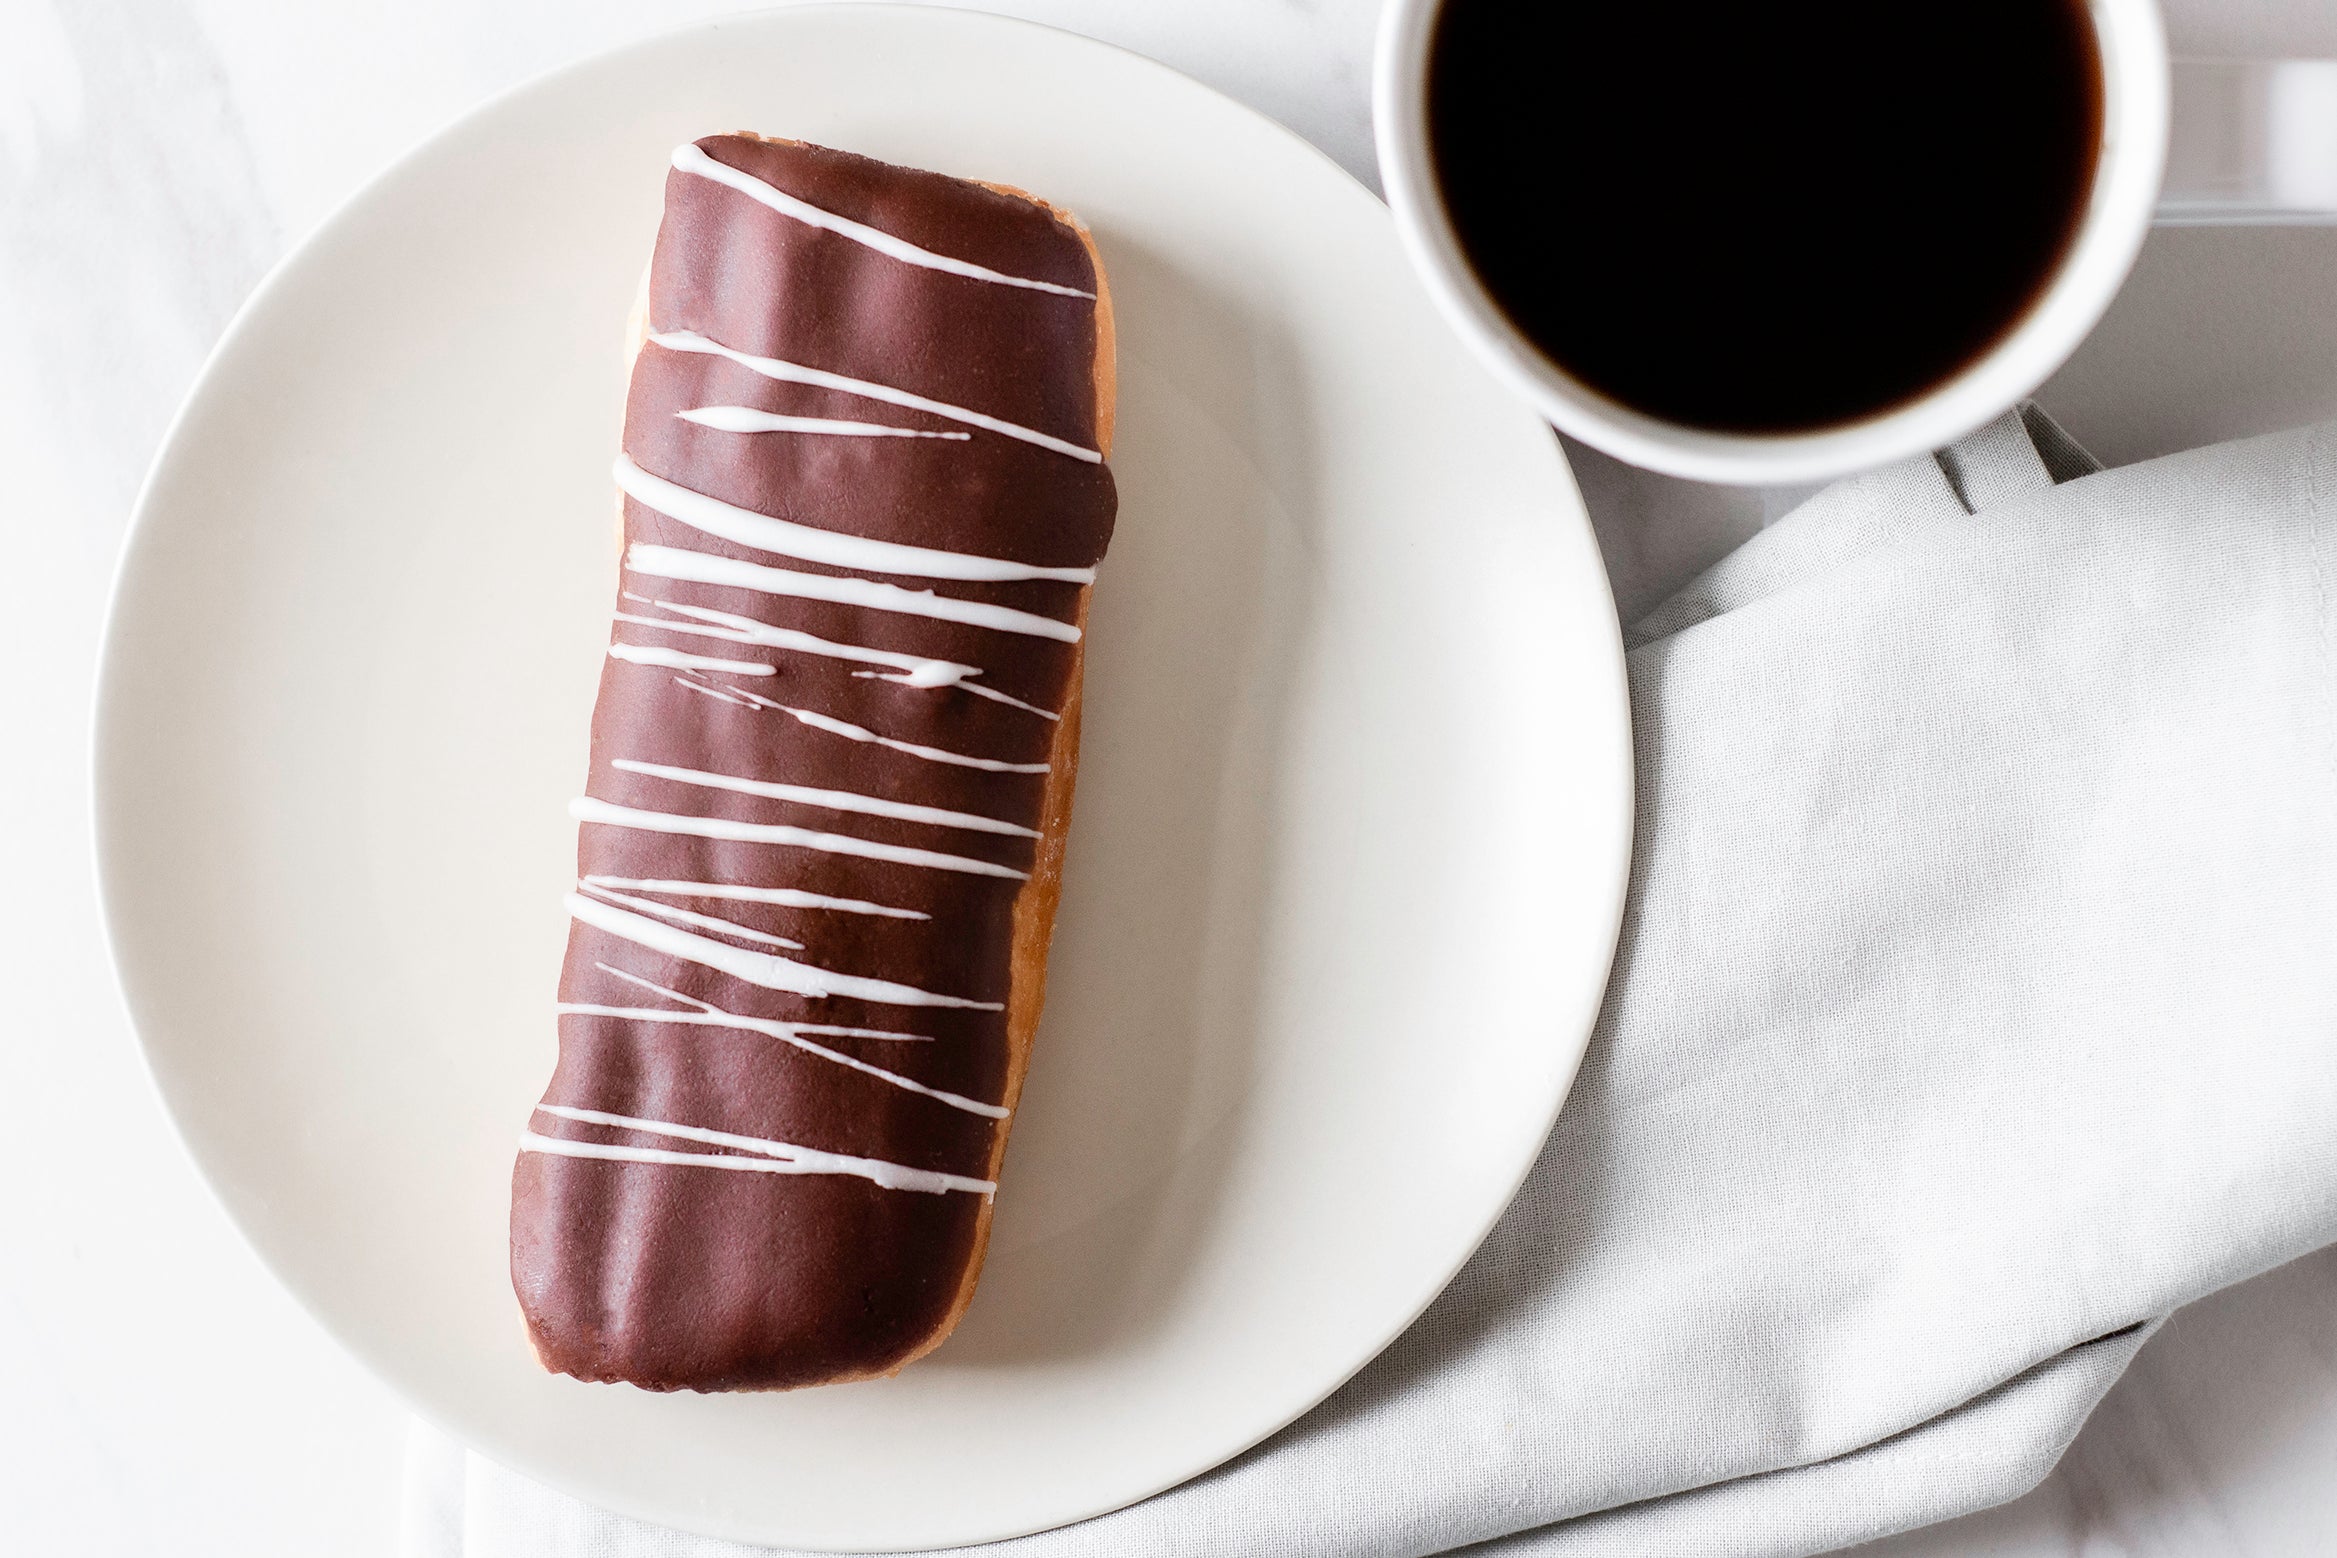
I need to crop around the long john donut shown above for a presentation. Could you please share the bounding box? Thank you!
[510,135,1117,1391]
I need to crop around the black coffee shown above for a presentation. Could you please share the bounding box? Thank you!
[1427,0,2103,433]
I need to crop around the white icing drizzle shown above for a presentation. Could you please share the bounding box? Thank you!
[679,406,971,440]
[568,893,1002,1010]
[650,329,1103,465]
[610,757,1037,839]
[559,968,1005,1118]
[519,1130,996,1194]
[629,542,1082,642]
[684,676,1045,766]
[525,1105,995,1195]
[570,797,1029,881]
[854,668,1060,721]
[619,593,989,690]
[608,641,775,676]
[671,675,755,707]
[577,880,804,949]
[614,454,1095,585]
[774,703,1050,774]
[543,1105,998,1189]
[629,599,1058,719]
[697,681,784,710]
[592,961,927,1037]
[583,875,928,921]
[670,142,1094,302]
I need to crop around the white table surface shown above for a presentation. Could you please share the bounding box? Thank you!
[4,2,2333,1553]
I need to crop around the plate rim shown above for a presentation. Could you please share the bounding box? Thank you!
[90,4,1635,1546]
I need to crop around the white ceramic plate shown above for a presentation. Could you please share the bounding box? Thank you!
[93,6,1630,1548]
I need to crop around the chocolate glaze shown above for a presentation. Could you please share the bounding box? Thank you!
[510,136,1114,1391]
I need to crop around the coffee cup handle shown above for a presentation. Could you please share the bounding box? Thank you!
[2159,58,2337,224]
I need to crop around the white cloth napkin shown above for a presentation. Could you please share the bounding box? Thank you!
[404,408,2337,1558]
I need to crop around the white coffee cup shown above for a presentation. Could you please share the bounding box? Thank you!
[1376,0,2183,485]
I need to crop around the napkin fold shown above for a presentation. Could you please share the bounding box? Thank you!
[406,408,2337,1558]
